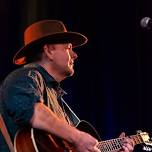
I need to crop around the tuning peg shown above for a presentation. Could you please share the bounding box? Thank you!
[143,146,152,151]
[137,130,142,133]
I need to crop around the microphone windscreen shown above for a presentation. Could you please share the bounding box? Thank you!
[140,17,151,28]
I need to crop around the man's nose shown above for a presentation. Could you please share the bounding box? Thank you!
[71,50,78,60]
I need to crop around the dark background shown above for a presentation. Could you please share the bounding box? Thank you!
[0,0,151,151]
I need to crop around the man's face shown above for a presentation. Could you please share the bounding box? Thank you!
[47,43,78,77]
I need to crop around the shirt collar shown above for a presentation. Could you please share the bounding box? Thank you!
[24,63,67,96]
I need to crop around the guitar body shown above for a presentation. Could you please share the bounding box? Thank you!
[14,120,101,152]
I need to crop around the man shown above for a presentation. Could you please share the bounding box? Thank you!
[0,20,134,152]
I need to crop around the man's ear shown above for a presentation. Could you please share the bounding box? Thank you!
[43,44,54,60]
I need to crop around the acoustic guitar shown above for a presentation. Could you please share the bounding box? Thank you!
[14,120,152,152]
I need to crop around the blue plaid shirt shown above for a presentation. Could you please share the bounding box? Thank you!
[0,63,79,151]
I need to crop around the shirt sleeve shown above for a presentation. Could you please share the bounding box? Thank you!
[2,69,44,126]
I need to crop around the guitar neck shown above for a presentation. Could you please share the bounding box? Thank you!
[97,134,143,152]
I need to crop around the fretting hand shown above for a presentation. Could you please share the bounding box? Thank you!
[118,132,134,152]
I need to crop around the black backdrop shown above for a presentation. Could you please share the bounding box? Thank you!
[0,0,152,151]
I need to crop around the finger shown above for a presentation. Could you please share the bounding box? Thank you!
[95,149,100,152]
[94,146,100,152]
[95,139,99,146]
[87,141,99,152]
[123,143,134,151]
[124,137,135,147]
[122,145,129,152]
[93,140,100,152]
[122,144,134,152]
[122,139,134,152]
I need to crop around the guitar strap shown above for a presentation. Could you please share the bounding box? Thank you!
[0,114,14,152]
[60,97,80,126]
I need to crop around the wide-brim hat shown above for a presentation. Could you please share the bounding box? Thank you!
[13,20,88,65]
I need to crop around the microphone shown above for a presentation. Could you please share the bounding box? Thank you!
[140,17,152,29]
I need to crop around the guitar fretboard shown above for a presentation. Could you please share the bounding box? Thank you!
[97,134,143,152]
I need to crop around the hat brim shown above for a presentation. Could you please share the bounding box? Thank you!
[13,32,88,65]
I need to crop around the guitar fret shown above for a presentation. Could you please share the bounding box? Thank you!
[113,140,117,151]
[135,135,141,144]
[131,135,140,145]
[116,139,120,150]
[105,142,109,152]
[100,142,108,152]
[119,138,123,147]
[107,141,112,152]
[109,141,113,151]
[108,140,113,151]
[131,135,138,145]
[137,135,143,144]
[112,139,117,150]
[111,139,117,151]
[98,138,123,152]
[97,142,103,151]
[107,140,115,152]
[131,135,142,144]
[101,141,111,152]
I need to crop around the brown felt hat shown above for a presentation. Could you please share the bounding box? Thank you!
[13,20,88,65]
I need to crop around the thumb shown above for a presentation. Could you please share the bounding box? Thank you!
[119,132,125,138]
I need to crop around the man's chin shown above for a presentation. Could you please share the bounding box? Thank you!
[66,69,74,77]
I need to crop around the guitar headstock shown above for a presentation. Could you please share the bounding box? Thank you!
[137,130,152,151]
